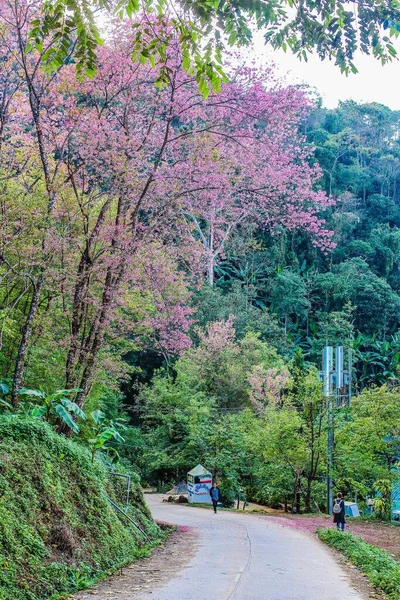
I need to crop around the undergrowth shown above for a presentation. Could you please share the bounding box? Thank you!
[318,528,400,599]
[0,416,162,600]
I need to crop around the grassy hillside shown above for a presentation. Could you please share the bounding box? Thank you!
[0,416,161,600]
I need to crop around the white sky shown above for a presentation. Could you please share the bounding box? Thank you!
[251,33,399,110]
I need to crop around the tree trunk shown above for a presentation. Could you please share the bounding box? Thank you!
[11,276,43,405]
[304,480,312,513]
[75,262,126,407]
[207,221,214,286]
[295,491,301,514]
[11,26,57,400]
[207,253,214,286]
[65,254,92,387]
[291,483,297,514]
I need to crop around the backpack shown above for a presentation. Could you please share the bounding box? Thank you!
[333,499,342,514]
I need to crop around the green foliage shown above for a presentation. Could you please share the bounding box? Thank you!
[0,379,12,411]
[134,334,329,511]
[192,283,287,350]
[85,410,126,463]
[314,258,400,336]
[0,380,9,396]
[254,367,326,511]
[138,371,215,484]
[17,388,85,433]
[352,334,400,388]
[132,346,400,516]
[334,386,400,506]
[374,479,394,522]
[204,101,400,389]
[318,529,400,599]
[175,322,285,410]
[31,1,400,93]
[270,269,310,324]
[135,323,294,496]
[0,416,160,600]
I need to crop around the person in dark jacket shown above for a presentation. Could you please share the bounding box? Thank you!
[333,492,346,531]
[210,483,220,513]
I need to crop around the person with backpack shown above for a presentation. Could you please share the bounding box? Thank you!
[333,492,346,531]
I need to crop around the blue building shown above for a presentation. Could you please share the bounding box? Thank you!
[393,480,400,519]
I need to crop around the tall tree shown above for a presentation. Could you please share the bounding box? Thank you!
[0,0,74,403]
[172,70,334,285]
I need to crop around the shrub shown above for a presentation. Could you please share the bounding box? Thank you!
[318,528,400,599]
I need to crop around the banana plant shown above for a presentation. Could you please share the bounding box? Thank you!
[17,388,86,433]
[352,333,400,388]
[373,479,393,521]
[0,379,12,409]
[86,409,126,463]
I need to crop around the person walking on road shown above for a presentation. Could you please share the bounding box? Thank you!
[210,482,220,514]
[333,492,346,531]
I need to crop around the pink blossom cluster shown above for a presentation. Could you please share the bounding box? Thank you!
[248,365,291,413]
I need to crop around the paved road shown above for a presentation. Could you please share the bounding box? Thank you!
[143,495,364,600]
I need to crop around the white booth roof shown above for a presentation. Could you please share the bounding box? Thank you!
[187,464,211,477]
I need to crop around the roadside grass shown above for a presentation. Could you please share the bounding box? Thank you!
[318,528,400,599]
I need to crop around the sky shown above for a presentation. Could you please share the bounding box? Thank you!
[251,33,399,110]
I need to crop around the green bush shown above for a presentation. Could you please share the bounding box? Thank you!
[0,416,161,600]
[318,528,400,599]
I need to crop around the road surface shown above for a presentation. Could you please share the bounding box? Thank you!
[143,494,364,600]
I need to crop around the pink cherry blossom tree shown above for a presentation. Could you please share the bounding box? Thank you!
[0,0,77,403]
[248,364,290,413]
[0,5,334,407]
[167,67,335,285]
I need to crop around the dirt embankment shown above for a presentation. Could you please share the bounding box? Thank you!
[0,417,159,600]
[74,525,195,600]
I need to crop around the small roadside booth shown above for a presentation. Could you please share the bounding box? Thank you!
[344,501,360,517]
[391,481,400,520]
[187,464,212,504]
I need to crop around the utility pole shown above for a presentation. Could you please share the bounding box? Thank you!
[321,345,352,515]
[323,346,333,515]
[347,348,352,405]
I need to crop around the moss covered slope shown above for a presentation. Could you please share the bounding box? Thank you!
[0,416,160,600]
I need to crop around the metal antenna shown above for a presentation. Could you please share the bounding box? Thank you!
[322,345,352,515]
[323,346,333,515]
